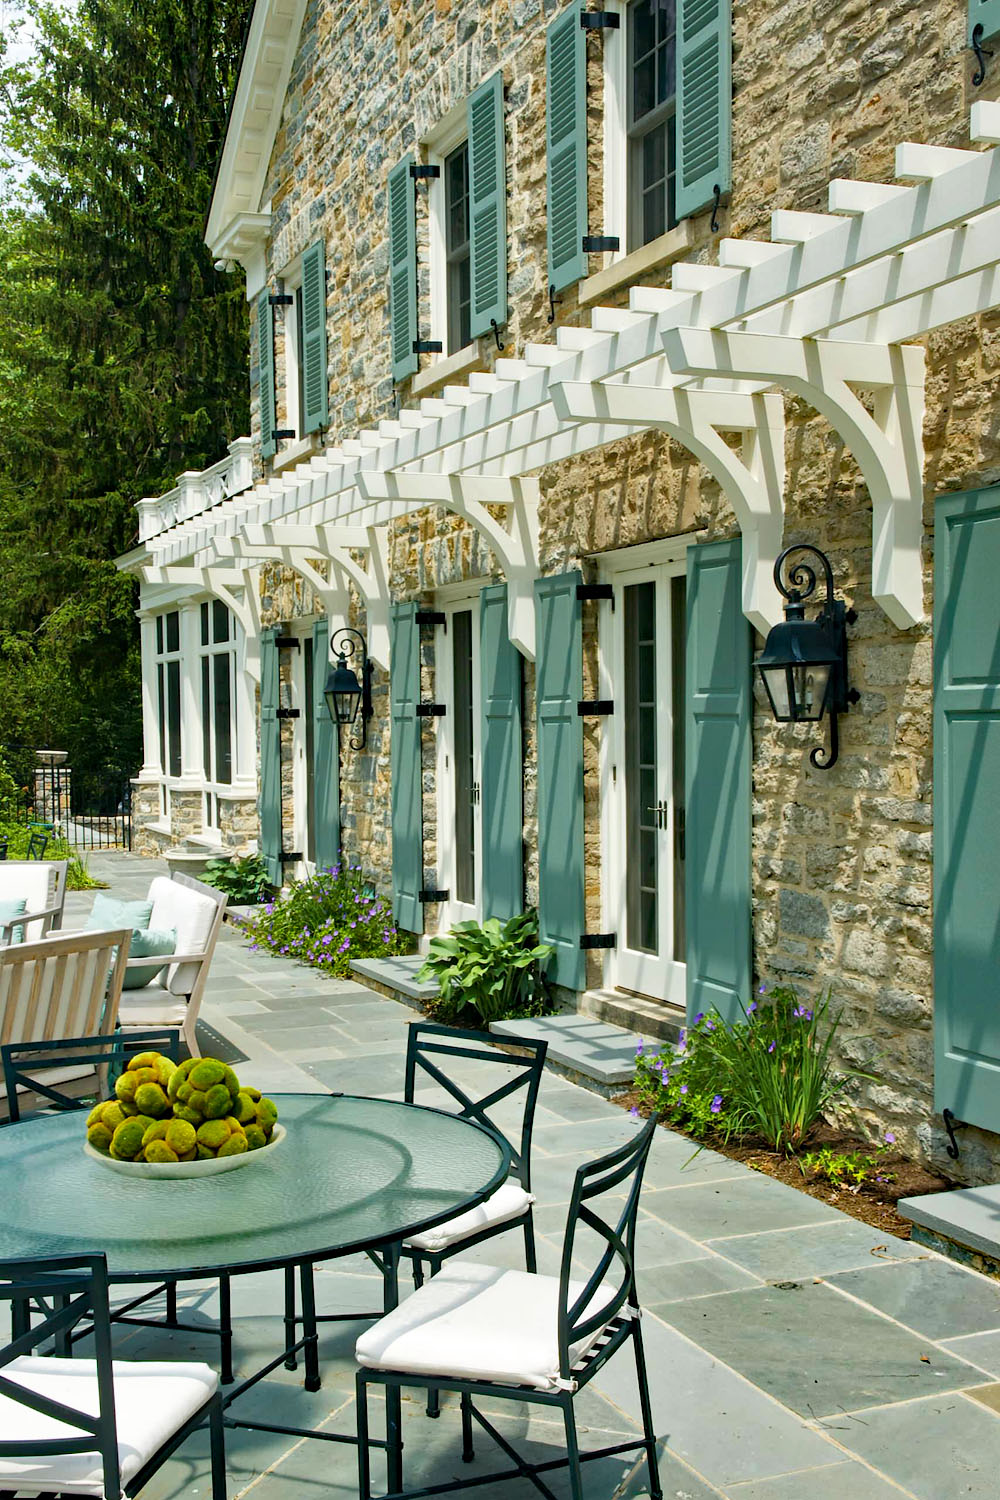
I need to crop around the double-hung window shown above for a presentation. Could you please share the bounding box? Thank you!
[444,141,472,354]
[155,612,182,782]
[627,0,677,250]
[199,600,235,831]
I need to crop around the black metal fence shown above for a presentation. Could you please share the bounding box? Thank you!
[0,749,135,853]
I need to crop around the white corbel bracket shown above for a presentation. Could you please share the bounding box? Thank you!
[664,329,926,629]
[141,564,263,682]
[551,379,786,633]
[357,471,540,659]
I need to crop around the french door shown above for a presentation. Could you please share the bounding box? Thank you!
[436,601,482,928]
[605,562,687,1004]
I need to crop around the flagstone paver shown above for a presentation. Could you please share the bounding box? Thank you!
[44,853,1000,1499]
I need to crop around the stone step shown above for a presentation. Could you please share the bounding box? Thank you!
[350,954,438,1008]
[580,988,684,1046]
[490,1014,651,1094]
[899,1183,1000,1275]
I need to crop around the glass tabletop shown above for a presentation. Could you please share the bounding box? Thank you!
[0,1093,509,1279]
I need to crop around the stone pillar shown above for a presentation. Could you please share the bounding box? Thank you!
[34,750,70,826]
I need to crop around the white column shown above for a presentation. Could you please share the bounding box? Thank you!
[138,612,162,777]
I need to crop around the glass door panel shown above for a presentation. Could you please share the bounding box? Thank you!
[436,603,482,928]
[452,610,476,906]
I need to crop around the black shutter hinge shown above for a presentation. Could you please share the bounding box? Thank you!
[279,850,303,861]
[942,1108,965,1161]
[419,888,449,902]
[580,10,620,27]
[413,340,443,354]
[582,236,620,253]
[272,429,296,442]
[577,700,614,716]
[410,163,441,179]
[269,293,294,306]
[276,707,301,719]
[576,583,614,608]
[415,610,446,627]
[275,636,301,650]
[580,933,617,949]
[416,703,446,717]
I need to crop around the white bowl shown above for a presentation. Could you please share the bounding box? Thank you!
[84,1123,285,1178]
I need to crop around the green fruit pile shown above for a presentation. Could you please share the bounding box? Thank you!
[86,1051,279,1164]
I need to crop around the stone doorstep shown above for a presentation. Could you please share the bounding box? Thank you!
[490,1015,652,1093]
[900,1183,1000,1272]
[350,954,438,1003]
[580,987,684,1046]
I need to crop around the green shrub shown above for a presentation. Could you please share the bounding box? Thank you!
[245,863,408,976]
[0,818,105,889]
[418,910,555,1027]
[799,1138,896,1190]
[634,986,856,1153]
[199,854,276,904]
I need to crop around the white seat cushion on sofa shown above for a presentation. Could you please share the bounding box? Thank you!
[147,877,217,995]
[0,866,55,942]
[0,1354,217,1495]
[355,1261,617,1392]
[404,1181,533,1253]
[116,989,189,1029]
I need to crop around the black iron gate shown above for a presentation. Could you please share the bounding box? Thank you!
[0,749,135,852]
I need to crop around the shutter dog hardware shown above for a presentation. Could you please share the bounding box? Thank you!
[419,889,450,903]
[579,933,617,949]
[580,10,620,26]
[582,236,620,253]
[416,703,447,717]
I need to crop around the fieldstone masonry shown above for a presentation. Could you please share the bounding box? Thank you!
[226,0,1000,1181]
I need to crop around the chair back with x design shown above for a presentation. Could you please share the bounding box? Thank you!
[0,1253,122,1498]
[2,1028,181,1125]
[556,1113,659,1384]
[404,1023,547,1192]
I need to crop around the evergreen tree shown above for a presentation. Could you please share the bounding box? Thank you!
[0,0,249,787]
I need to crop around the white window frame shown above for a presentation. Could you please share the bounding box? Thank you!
[277,262,305,442]
[425,103,475,363]
[603,0,680,262]
[153,608,184,784]
[198,599,238,836]
[433,582,483,932]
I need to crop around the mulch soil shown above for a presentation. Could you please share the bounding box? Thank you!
[614,1088,954,1239]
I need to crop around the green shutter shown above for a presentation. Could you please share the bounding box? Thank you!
[388,156,418,383]
[468,72,507,340]
[258,627,282,886]
[312,619,340,870]
[685,539,750,1024]
[391,602,423,933]
[970,0,1000,43]
[546,4,588,295]
[480,585,523,921]
[301,240,329,434]
[534,571,585,990]
[257,288,276,461]
[675,0,732,222]
[934,488,1000,1132]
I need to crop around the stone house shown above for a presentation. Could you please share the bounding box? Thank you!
[119,0,1000,1182]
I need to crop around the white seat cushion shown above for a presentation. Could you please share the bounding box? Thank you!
[0,867,56,942]
[117,987,188,1028]
[355,1261,616,1392]
[404,1181,533,1253]
[147,878,218,995]
[0,1354,218,1495]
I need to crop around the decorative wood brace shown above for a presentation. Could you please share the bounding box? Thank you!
[551,379,786,633]
[356,471,541,660]
[663,329,927,630]
[141,564,263,682]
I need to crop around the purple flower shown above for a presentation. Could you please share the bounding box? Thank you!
[705,1020,715,1032]
[758,981,767,994]
[679,1084,688,1096]
[747,1001,757,1014]
[321,934,333,945]
[693,1012,704,1025]
[711,1095,723,1114]
[767,1041,776,1053]
[629,1105,640,1121]
[635,1041,644,1057]
[884,1131,896,1145]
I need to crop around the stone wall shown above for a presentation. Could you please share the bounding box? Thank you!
[236,0,1000,1180]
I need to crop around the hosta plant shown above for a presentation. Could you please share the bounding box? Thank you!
[418,910,554,1027]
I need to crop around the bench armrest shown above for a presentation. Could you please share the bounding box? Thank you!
[0,904,58,936]
[124,950,206,967]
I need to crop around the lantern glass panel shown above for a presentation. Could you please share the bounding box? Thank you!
[324,659,362,726]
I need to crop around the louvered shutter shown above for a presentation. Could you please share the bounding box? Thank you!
[675,0,732,223]
[388,157,418,383]
[257,289,276,461]
[480,585,523,921]
[391,602,423,933]
[546,4,587,295]
[258,627,282,886]
[468,73,507,340]
[534,572,585,991]
[312,619,340,870]
[301,240,329,434]
[685,539,750,1024]
[970,0,1000,43]
[934,488,1000,1132]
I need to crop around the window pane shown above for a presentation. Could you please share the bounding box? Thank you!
[212,599,230,643]
[200,603,209,647]
[167,659,182,779]
[452,610,476,905]
[156,615,164,654]
[445,141,472,355]
[446,143,470,254]
[165,611,179,654]
[633,54,656,120]
[213,653,233,785]
[304,637,315,863]
[201,656,212,781]
[158,663,166,772]
[671,574,687,958]
[624,582,658,955]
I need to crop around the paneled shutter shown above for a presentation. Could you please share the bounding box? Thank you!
[480,584,523,921]
[546,4,587,295]
[970,0,1000,44]
[391,602,423,933]
[257,289,276,461]
[934,488,1000,1132]
[468,72,508,340]
[312,619,340,870]
[258,627,282,886]
[534,572,585,991]
[675,0,732,223]
[685,539,750,1024]
[388,157,418,383]
[301,240,329,434]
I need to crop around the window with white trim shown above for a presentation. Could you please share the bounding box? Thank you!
[155,610,182,780]
[280,270,305,440]
[627,0,677,248]
[199,600,235,831]
[427,106,473,358]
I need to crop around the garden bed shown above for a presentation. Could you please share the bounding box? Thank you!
[616,1087,952,1238]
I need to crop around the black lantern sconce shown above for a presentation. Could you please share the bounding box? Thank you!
[755,544,859,770]
[324,627,373,751]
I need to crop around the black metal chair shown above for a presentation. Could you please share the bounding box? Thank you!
[0,836,7,860]
[26,831,49,860]
[0,1252,226,1500]
[1,1028,180,1124]
[355,1113,662,1500]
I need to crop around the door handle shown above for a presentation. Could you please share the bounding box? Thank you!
[471,782,481,805]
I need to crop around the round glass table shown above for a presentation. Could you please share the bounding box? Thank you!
[0,1093,509,1481]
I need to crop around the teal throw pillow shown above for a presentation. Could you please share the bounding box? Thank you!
[0,896,27,945]
[121,927,177,989]
[85,894,154,933]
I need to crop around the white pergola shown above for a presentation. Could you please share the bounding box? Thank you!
[130,102,1000,674]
